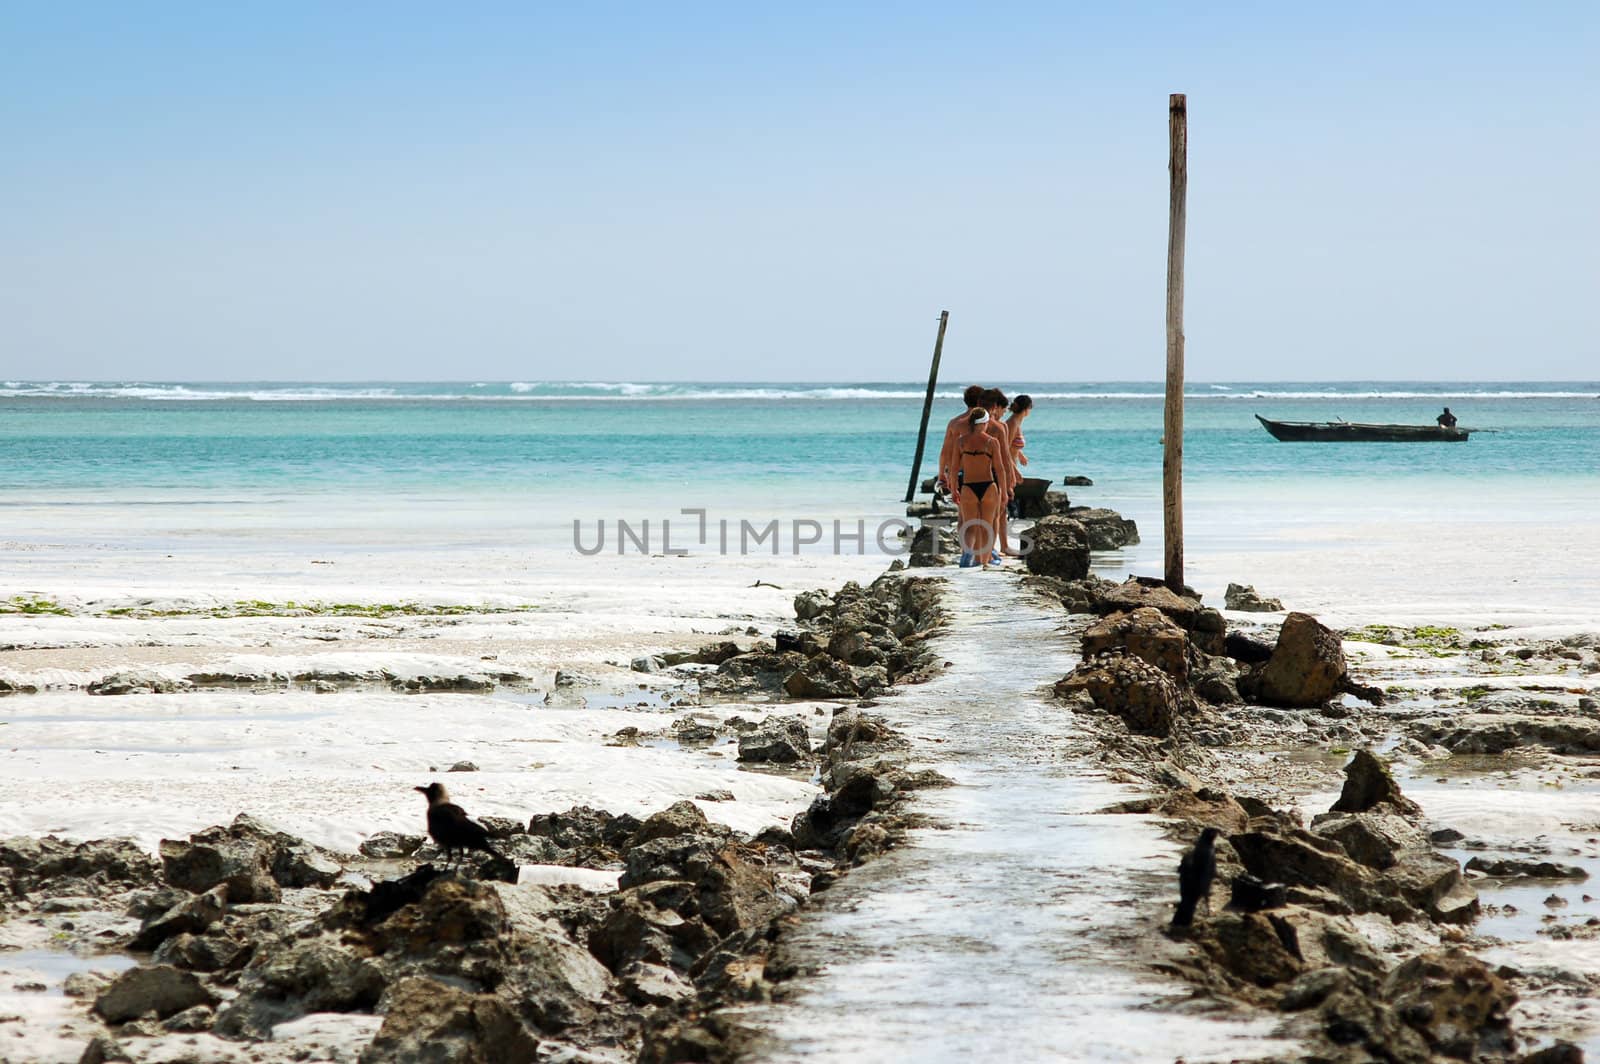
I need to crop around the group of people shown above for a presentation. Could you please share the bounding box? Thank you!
[936,385,1033,569]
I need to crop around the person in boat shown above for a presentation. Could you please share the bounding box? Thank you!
[954,407,1007,570]
[937,385,988,501]
[1436,407,1457,428]
[1003,394,1033,530]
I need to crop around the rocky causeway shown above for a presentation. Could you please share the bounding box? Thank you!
[1,509,1598,1062]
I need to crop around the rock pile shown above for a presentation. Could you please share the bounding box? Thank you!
[703,573,946,700]
[1156,753,1514,1061]
[1044,577,1379,735]
[0,568,953,1063]
[1224,582,1283,612]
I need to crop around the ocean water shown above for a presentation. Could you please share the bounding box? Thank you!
[1,381,1597,617]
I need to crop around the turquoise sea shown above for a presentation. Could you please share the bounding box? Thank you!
[2,380,1597,615]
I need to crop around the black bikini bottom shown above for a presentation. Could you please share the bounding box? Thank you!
[964,480,994,502]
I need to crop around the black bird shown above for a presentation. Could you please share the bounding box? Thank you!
[1171,826,1221,928]
[415,782,502,867]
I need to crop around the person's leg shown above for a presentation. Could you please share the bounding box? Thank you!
[958,486,980,564]
[978,491,1000,568]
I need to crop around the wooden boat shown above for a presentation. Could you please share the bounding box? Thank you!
[1255,414,1473,442]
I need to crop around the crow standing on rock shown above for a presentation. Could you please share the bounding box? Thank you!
[1171,826,1221,928]
[415,782,503,867]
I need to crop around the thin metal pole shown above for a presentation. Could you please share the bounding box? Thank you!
[1164,94,1187,592]
[904,310,950,503]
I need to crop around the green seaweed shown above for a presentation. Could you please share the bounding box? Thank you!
[1460,685,1492,702]
[0,595,70,616]
[1345,623,1463,655]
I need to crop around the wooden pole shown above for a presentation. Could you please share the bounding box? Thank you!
[904,310,950,503]
[1164,94,1187,592]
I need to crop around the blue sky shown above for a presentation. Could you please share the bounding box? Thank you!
[2,2,1595,382]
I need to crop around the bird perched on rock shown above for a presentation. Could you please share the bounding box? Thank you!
[415,782,502,868]
[1172,826,1221,928]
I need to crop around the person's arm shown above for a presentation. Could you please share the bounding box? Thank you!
[937,424,957,492]
[992,437,1011,495]
[998,427,1017,495]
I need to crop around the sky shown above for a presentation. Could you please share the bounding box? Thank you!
[2,2,1596,383]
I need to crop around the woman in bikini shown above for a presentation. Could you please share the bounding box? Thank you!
[1003,394,1033,538]
[955,407,1007,569]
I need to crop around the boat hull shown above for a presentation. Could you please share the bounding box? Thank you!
[1255,415,1472,442]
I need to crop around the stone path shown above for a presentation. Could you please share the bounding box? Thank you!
[735,572,1291,1063]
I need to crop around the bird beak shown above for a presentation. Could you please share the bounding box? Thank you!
[413,786,427,793]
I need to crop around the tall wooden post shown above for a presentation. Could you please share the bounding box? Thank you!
[904,310,950,503]
[1164,94,1187,592]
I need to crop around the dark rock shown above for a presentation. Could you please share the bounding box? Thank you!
[783,656,858,699]
[357,976,539,1064]
[212,940,386,1038]
[737,718,811,763]
[360,832,425,859]
[1063,475,1094,486]
[87,671,191,696]
[153,931,248,973]
[0,836,158,897]
[160,814,339,896]
[475,816,524,841]
[1224,631,1276,665]
[1521,1043,1584,1064]
[619,961,695,1006]
[1465,856,1588,880]
[1330,750,1423,818]
[1225,583,1284,612]
[1310,812,1427,871]
[1081,607,1189,681]
[1054,651,1182,738]
[691,641,745,666]
[1022,516,1090,580]
[1253,612,1347,708]
[1230,873,1288,912]
[1066,507,1140,551]
[1279,966,1353,1011]
[1194,912,1305,987]
[1387,851,1480,925]
[95,964,214,1023]
[772,630,821,656]
[162,1004,215,1033]
[631,801,713,846]
[618,835,786,939]
[1415,714,1600,755]
[792,590,833,622]
[589,881,716,973]
[1094,579,1201,626]
[1016,489,1071,520]
[1191,652,1242,704]
[1229,831,1391,917]
[130,884,229,951]
[1382,948,1517,1059]
[77,1035,132,1064]
[909,522,958,556]
[526,805,641,857]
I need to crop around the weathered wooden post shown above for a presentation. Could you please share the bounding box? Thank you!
[1164,94,1187,592]
[904,310,950,503]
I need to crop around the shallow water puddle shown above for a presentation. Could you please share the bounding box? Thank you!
[1393,771,1600,1050]
[0,948,136,992]
[737,574,1292,1063]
